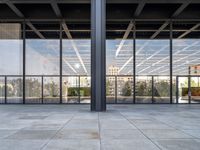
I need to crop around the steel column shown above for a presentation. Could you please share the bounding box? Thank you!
[91,0,106,111]
[170,21,173,104]
[133,20,136,104]
[23,21,26,104]
[5,76,7,104]
[152,76,154,103]
[60,22,62,104]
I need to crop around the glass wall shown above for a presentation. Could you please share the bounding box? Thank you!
[173,21,200,103]
[25,22,60,103]
[25,77,42,103]
[0,23,23,103]
[106,23,134,103]
[62,76,79,103]
[135,76,152,103]
[136,21,170,103]
[0,20,200,105]
[7,77,23,103]
[43,77,60,103]
[62,27,91,104]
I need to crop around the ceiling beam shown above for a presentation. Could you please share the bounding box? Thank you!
[177,23,200,39]
[150,2,190,39]
[4,0,200,4]
[26,21,45,39]
[171,2,190,18]
[50,0,62,17]
[4,0,46,39]
[134,0,145,17]
[3,0,24,18]
[150,20,169,39]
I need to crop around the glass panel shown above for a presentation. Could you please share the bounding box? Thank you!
[0,23,23,75]
[26,39,60,75]
[136,21,170,103]
[7,77,23,103]
[178,77,189,103]
[173,21,200,103]
[0,23,23,103]
[106,38,133,104]
[136,40,170,103]
[80,76,90,103]
[136,76,152,103]
[62,76,79,103]
[0,77,5,104]
[106,76,116,103]
[117,76,133,103]
[153,76,170,103]
[191,77,200,103]
[62,39,91,103]
[43,77,60,103]
[25,77,42,103]
[25,22,60,103]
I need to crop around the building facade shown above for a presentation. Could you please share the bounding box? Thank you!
[0,0,200,111]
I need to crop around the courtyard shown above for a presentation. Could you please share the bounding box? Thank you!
[0,104,200,150]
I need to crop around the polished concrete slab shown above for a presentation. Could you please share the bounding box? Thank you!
[0,104,200,150]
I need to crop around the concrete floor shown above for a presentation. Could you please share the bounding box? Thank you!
[0,105,200,150]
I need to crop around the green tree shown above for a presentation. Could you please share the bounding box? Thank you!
[122,81,131,96]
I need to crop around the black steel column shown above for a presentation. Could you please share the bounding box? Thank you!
[176,76,179,104]
[133,20,136,104]
[41,76,44,104]
[170,21,173,104]
[188,67,191,103]
[23,21,25,104]
[5,76,7,104]
[152,76,154,103]
[115,76,117,104]
[91,0,106,111]
[59,22,62,104]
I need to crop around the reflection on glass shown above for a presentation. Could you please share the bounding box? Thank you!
[153,76,170,103]
[7,77,23,103]
[106,39,133,103]
[136,76,152,103]
[43,77,60,103]
[106,76,116,103]
[62,39,91,103]
[178,77,188,103]
[191,77,200,103]
[136,40,170,103]
[0,77,5,103]
[0,23,23,75]
[80,76,90,103]
[26,40,60,75]
[173,39,200,103]
[62,77,79,103]
[117,76,133,103]
[25,77,42,103]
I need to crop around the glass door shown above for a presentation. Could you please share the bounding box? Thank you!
[177,76,189,103]
[191,76,200,103]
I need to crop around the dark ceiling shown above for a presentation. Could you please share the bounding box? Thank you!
[0,0,200,39]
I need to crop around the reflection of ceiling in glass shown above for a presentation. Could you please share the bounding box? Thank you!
[106,39,200,76]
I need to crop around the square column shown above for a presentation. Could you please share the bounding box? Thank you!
[91,0,106,111]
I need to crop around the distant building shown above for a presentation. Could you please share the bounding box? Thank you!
[190,64,200,75]
[108,65,119,75]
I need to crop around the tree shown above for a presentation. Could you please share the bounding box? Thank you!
[122,81,131,96]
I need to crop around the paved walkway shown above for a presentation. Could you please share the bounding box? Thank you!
[0,104,200,150]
